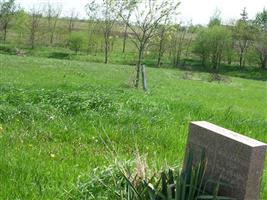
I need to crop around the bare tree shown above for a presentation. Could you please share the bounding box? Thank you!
[0,0,16,42]
[184,25,195,60]
[44,2,62,45]
[85,1,99,55]
[68,8,77,35]
[121,0,135,53]
[119,0,180,90]
[102,0,117,64]
[28,6,41,49]
[172,25,190,67]
[86,0,118,64]
[156,18,169,67]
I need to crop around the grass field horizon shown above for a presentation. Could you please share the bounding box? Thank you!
[0,54,267,199]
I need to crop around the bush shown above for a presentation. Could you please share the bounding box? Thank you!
[68,33,86,54]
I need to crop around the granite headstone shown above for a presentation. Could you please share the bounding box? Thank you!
[184,121,267,200]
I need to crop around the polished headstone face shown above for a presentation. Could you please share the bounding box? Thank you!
[184,121,267,200]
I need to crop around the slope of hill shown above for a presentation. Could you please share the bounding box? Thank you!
[0,54,266,199]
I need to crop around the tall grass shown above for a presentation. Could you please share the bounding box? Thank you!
[0,54,266,199]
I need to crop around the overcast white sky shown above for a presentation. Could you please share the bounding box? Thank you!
[16,0,267,25]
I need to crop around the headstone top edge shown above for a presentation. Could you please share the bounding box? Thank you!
[190,121,267,147]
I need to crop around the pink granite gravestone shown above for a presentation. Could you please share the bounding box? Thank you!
[184,121,267,200]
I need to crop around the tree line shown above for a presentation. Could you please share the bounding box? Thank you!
[195,8,267,71]
[0,0,267,91]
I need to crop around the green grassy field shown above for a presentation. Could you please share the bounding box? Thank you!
[0,54,267,199]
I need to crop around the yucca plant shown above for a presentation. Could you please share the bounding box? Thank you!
[116,150,235,200]
[66,150,235,200]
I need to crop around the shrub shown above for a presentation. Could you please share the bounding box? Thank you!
[68,33,86,54]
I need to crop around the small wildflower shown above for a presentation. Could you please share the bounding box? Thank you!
[49,115,55,120]
[50,153,56,158]
[148,183,154,190]
[0,125,3,133]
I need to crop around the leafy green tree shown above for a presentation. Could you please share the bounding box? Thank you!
[27,6,42,49]
[13,8,28,45]
[255,8,267,31]
[194,28,210,66]
[208,9,221,27]
[86,0,118,64]
[254,32,267,69]
[253,8,267,69]
[194,25,232,71]
[240,7,248,21]
[0,0,16,42]
[44,3,62,45]
[234,8,253,68]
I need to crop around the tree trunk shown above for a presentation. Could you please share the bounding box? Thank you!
[104,43,108,64]
[157,29,165,67]
[137,46,147,91]
[175,31,186,67]
[31,40,34,49]
[50,20,58,45]
[239,49,246,68]
[87,31,93,55]
[184,36,192,58]
[201,56,206,66]
[157,53,162,68]
[261,56,267,69]
[50,32,54,45]
[176,49,181,67]
[212,54,217,70]
[228,58,232,65]
[104,46,108,64]
[157,42,163,67]
[135,47,144,88]
[239,53,243,68]
[227,54,232,65]
[141,64,147,91]
[30,33,35,49]
[104,35,109,64]
[217,55,221,72]
[3,25,7,43]
[69,21,73,34]
[122,24,128,53]
[69,13,76,35]
[135,65,141,89]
